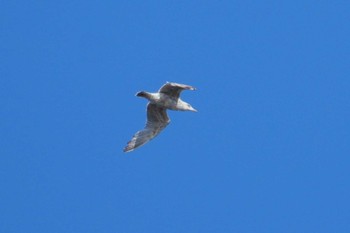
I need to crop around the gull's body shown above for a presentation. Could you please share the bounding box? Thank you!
[123,82,197,152]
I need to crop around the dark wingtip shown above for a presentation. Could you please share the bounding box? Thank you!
[123,143,134,153]
[123,148,132,153]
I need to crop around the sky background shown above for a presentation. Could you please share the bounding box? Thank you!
[1,1,350,232]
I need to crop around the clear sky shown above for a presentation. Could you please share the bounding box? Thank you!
[1,1,350,232]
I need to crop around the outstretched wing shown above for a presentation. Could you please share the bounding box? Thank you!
[123,103,170,152]
[158,82,196,99]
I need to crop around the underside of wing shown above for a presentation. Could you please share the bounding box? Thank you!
[123,128,159,152]
[123,103,170,152]
[158,82,196,99]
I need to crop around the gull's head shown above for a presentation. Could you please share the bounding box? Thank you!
[136,91,147,97]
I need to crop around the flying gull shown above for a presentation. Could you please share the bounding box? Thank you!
[123,82,197,152]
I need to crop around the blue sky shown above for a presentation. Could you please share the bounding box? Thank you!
[1,1,350,232]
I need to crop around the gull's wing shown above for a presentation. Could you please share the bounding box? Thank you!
[158,82,196,99]
[124,103,170,152]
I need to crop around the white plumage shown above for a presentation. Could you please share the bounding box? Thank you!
[123,82,197,152]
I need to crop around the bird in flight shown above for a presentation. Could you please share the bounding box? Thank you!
[123,82,197,152]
